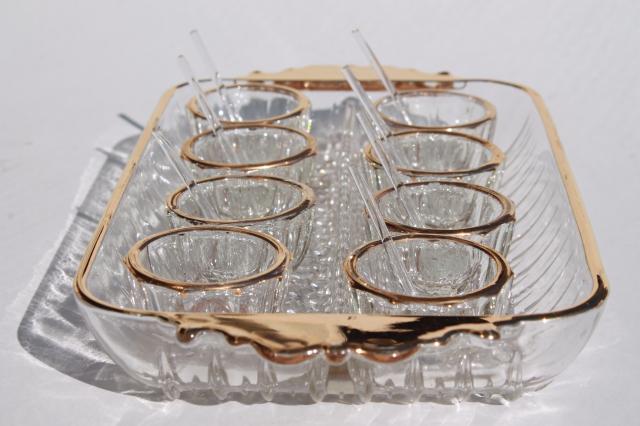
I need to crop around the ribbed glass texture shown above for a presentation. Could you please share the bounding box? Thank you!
[78,81,603,403]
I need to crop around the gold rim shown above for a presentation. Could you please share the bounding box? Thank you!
[167,174,315,226]
[374,89,496,131]
[181,123,316,170]
[375,180,515,236]
[364,129,504,177]
[344,233,512,305]
[125,225,289,292]
[73,70,609,365]
[187,82,310,125]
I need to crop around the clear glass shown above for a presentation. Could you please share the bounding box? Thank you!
[364,130,503,190]
[188,83,311,132]
[347,235,512,316]
[182,125,316,183]
[125,226,288,313]
[374,181,515,255]
[375,90,496,140]
[76,80,605,403]
[167,175,315,268]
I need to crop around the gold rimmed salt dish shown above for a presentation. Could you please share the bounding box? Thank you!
[181,124,316,183]
[166,175,315,267]
[344,233,513,316]
[187,82,311,132]
[364,129,504,189]
[375,89,496,140]
[374,180,515,255]
[125,225,289,313]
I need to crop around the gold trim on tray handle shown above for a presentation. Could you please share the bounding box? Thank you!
[73,65,608,365]
[236,65,456,91]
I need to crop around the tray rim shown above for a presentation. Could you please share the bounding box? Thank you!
[73,65,608,364]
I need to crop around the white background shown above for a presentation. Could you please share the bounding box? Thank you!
[1,1,638,424]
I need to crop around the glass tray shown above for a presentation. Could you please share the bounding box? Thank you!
[73,65,608,404]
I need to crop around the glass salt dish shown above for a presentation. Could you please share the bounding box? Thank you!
[374,180,515,256]
[344,234,513,316]
[375,89,496,140]
[363,129,504,190]
[166,174,315,268]
[124,225,289,313]
[187,83,311,133]
[181,124,316,184]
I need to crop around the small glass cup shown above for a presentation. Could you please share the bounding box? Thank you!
[363,129,504,190]
[125,226,289,313]
[166,175,315,268]
[375,90,496,140]
[344,234,513,316]
[181,124,316,183]
[374,181,515,256]
[187,83,311,132]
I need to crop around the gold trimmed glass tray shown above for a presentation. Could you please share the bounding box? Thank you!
[73,65,608,404]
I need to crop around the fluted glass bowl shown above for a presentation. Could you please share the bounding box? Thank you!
[375,89,496,139]
[167,175,315,267]
[182,124,316,183]
[374,181,515,255]
[345,234,513,316]
[187,83,311,131]
[364,130,503,189]
[124,226,289,313]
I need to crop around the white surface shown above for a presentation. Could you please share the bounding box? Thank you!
[1,0,638,424]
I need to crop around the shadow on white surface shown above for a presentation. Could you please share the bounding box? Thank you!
[16,135,169,401]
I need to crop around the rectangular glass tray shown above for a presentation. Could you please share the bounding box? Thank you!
[73,65,608,404]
